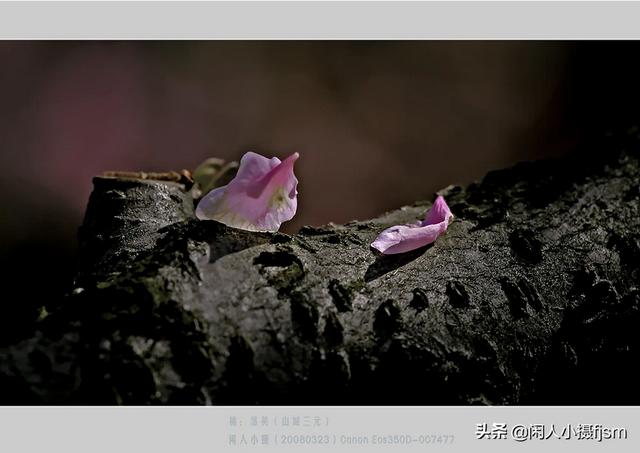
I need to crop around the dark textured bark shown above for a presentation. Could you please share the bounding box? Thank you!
[2,128,639,405]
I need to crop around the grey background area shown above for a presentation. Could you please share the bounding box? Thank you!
[3,1,640,39]
[0,406,637,452]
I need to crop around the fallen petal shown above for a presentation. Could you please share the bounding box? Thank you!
[196,151,299,232]
[371,195,453,254]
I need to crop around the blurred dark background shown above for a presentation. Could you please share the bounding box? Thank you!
[1,41,640,312]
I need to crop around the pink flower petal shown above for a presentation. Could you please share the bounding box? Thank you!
[371,195,453,254]
[196,151,299,232]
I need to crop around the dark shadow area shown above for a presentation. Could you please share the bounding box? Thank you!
[364,246,428,282]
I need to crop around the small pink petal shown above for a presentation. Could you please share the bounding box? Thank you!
[371,196,453,254]
[196,151,299,232]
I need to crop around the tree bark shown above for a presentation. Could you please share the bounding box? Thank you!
[2,128,639,405]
